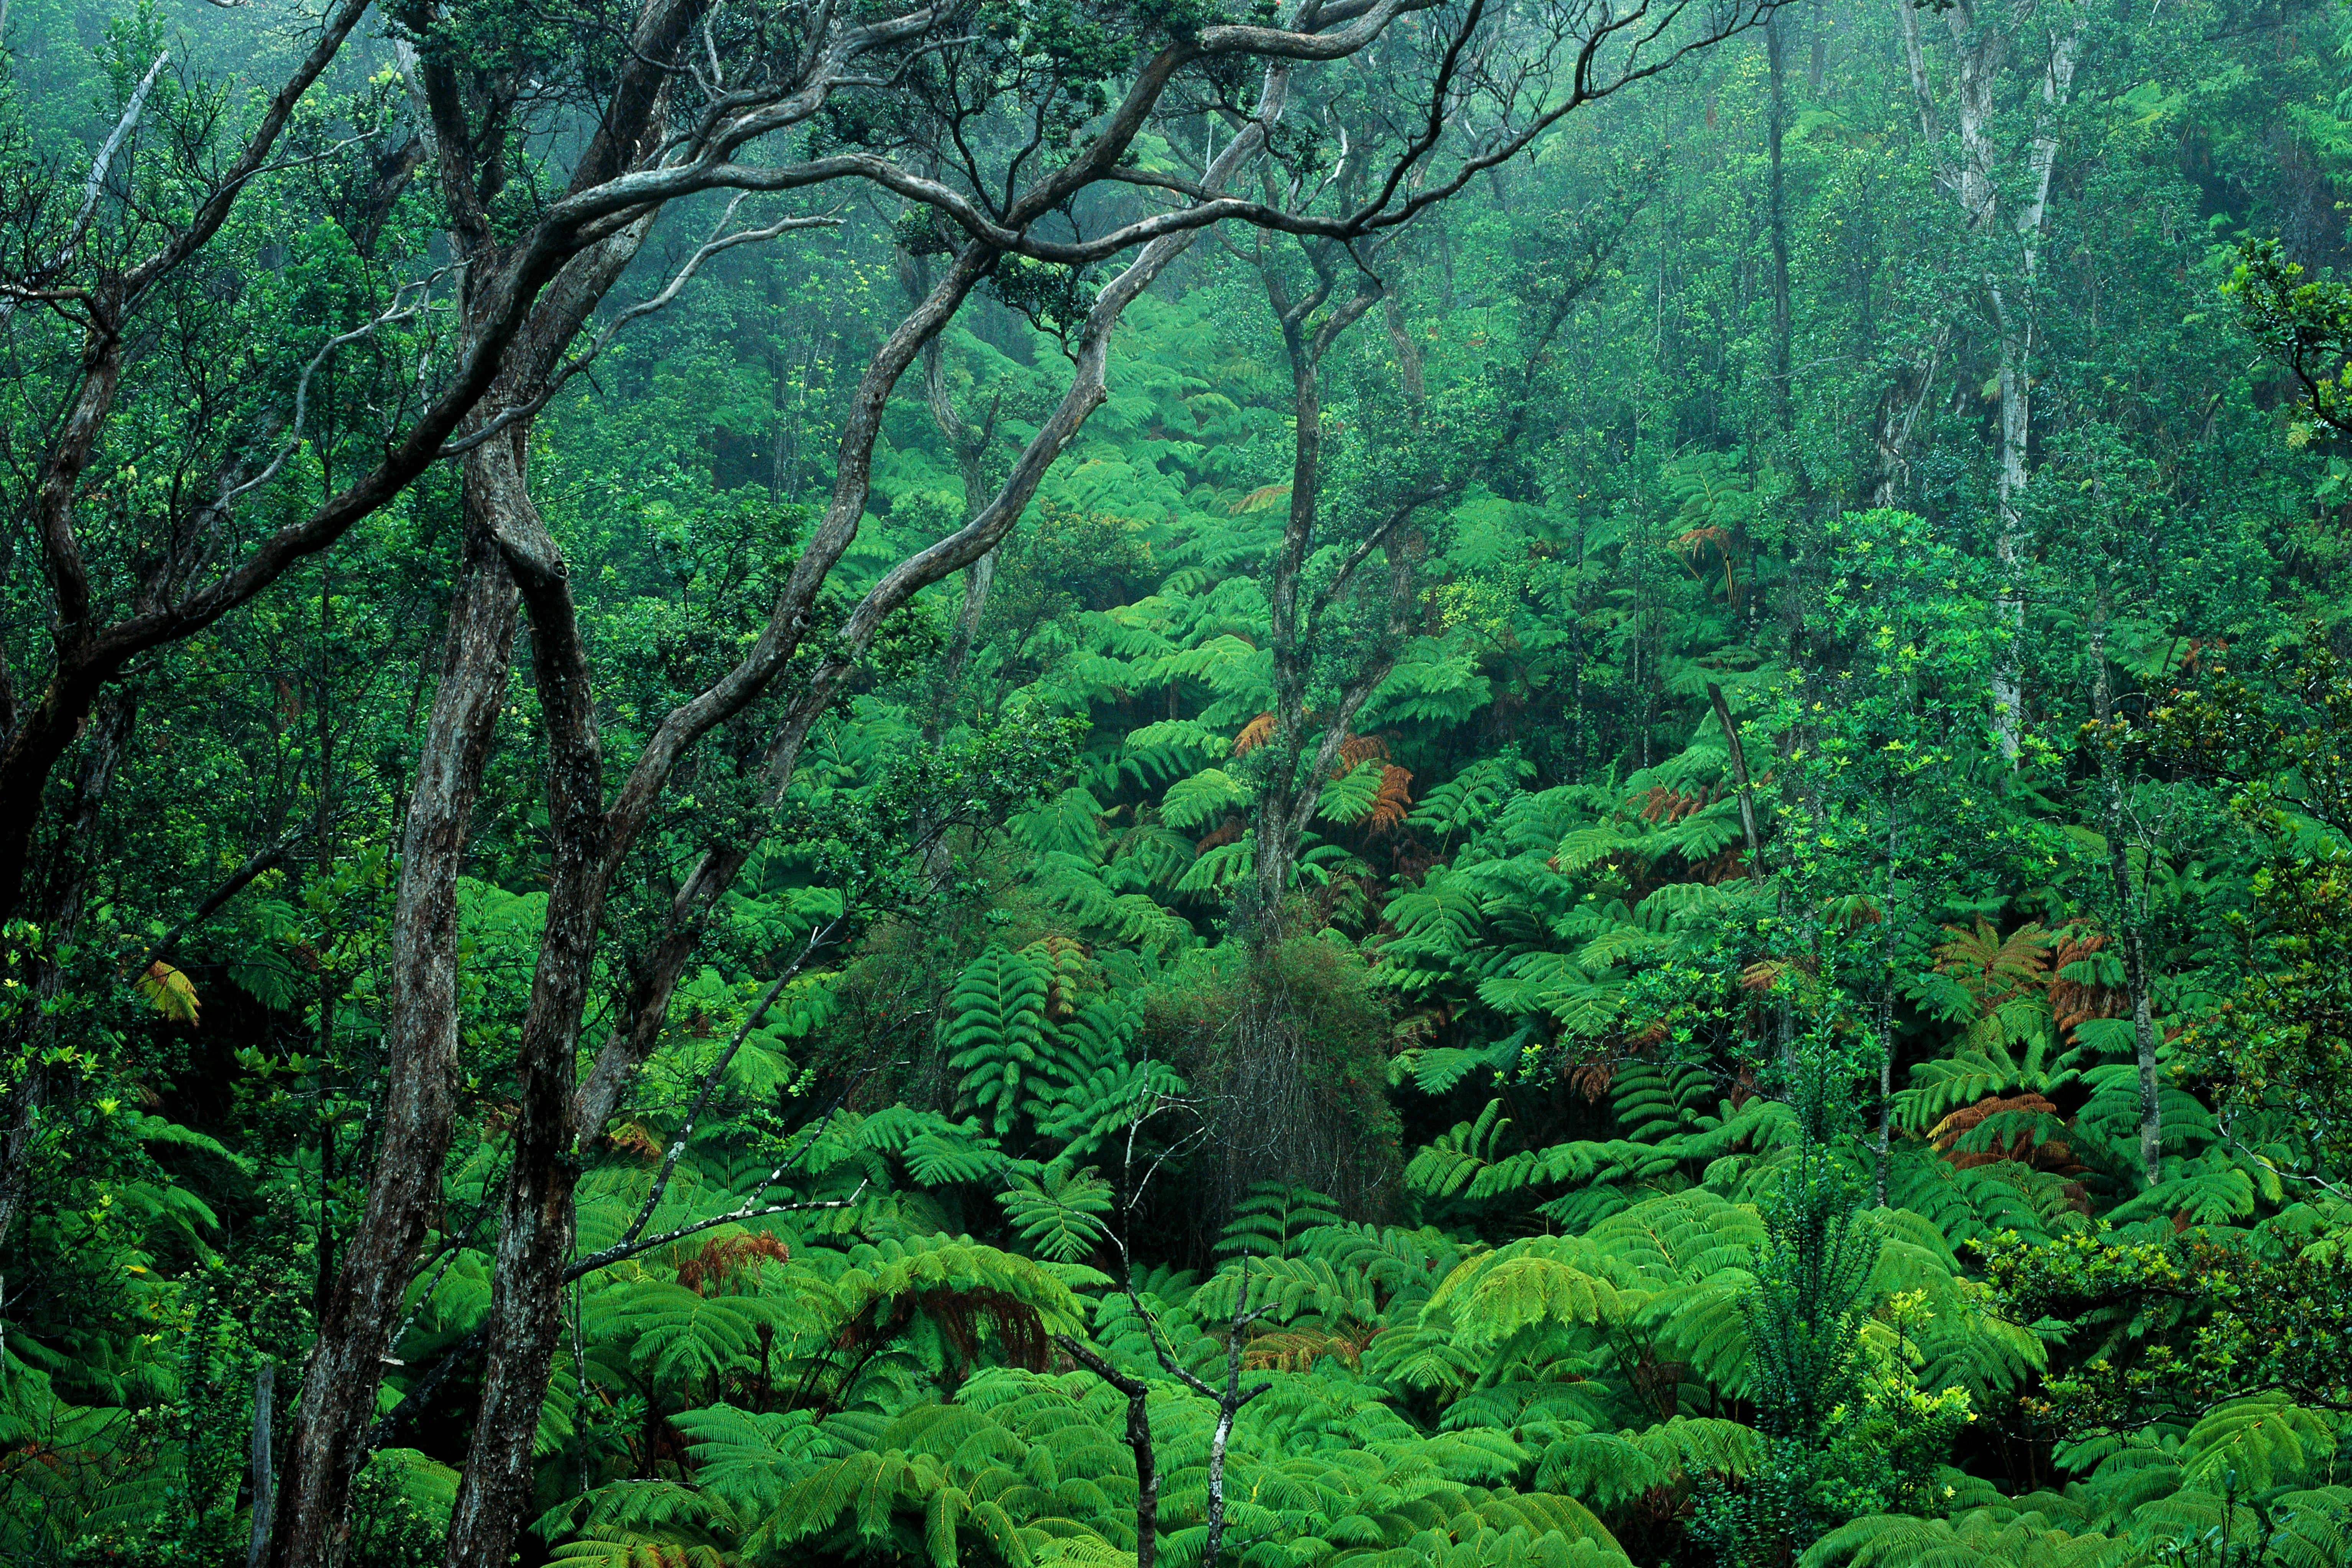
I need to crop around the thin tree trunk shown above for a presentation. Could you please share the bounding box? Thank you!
[1898,0,2083,761]
[1765,10,1793,438]
[1055,1338,1158,1568]
[1251,275,1382,928]
[444,88,1298,1564]
[1996,9,2082,757]
[1252,317,1329,924]
[0,326,127,923]
[0,0,396,921]
[1989,282,2030,761]
[1199,1278,1271,1568]
[574,104,1295,1149]
[1877,806,1900,1208]
[909,286,998,740]
[1379,288,1425,406]
[935,549,996,723]
[2090,608,2161,1187]
[566,247,997,1152]
[1876,992,1893,1208]
[245,1362,277,1568]
[1706,682,1765,885]
[2121,894,2160,1187]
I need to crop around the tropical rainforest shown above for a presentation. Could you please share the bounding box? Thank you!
[8,0,2352,1564]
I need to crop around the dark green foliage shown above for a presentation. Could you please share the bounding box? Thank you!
[19,3,2352,1567]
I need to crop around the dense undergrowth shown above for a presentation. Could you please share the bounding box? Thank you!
[9,0,2352,1565]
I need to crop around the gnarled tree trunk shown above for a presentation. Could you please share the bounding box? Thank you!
[268,520,516,1568]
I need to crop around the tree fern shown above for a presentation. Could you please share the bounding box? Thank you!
[997,1162,1115,1262]
[1216,1183,1343,1259]
[946,946,1055,1136]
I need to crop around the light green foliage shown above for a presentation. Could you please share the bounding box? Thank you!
[945,945,1055,1137]
[997,1162,1115,1262]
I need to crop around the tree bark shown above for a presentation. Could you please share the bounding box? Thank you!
[1707,683,1767,886]
[1200,1281,1272,1568]
[440,437,610,1568]
[0,322,127,921]
[1379,287,1425,406]
[1249,265,1385,928]
[1055,1338,1159,1568]
[572,94,1297,1151]
[438,192,984,1568]
[267,522,517,1568]
[2119,865,2161,1188]
[271,17,699,1546]
[245,1362,277,1568]
[0,0,377,920]
[907,257,1000,740]
[1876,988,1893,1208]
[1898,0,2084,760]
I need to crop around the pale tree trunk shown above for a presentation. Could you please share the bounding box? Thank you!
[1055,1339,1160,1568]
[245,1362,277,1568]
[1895,0,2085,758]
[1197,1269,1273,1567]
[1871,324,1947,507]
[1248,248,1387,929]
[1987,276,2030,757]
[904,253,1000,740]
[1765,10,1793,438]
[1992,7,2081,753]
[1877,998,1893,1207]
[1113,1270,1273,1568]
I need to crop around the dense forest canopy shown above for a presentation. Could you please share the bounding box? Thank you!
[8,0,2352,1563]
